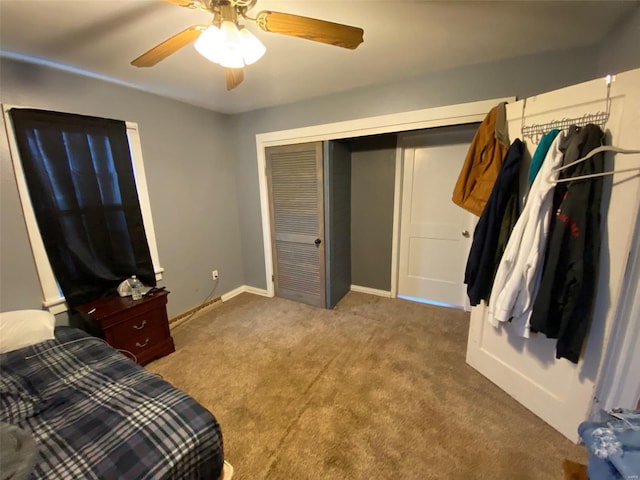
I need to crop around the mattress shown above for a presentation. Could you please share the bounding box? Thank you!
[0,326,224,480]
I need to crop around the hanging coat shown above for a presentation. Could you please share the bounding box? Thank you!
[529,129,560,185]
[487,132,565,337]
[452,103,510,216]
[529,124,605,363]
[465,139,523,306]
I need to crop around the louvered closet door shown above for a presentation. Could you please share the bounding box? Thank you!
[266,142,326,307]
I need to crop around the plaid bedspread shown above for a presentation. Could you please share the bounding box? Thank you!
[0,327,224,480]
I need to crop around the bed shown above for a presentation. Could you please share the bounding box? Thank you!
[0,311,227,480]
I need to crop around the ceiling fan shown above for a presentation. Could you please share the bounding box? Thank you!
[131,0,364,90]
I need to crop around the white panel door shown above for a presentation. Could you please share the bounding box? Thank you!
[466,68,640,442]
[397,127,477,308]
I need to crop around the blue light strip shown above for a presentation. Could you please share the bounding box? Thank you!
[397,295,464,310]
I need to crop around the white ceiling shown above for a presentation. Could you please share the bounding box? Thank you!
[0,1,637,114]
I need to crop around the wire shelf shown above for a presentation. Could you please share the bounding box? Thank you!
[520,75,613,144]
[521,112,610,144]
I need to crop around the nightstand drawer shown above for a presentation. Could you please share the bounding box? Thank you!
[112,326,166,356]
[111,310,161,339]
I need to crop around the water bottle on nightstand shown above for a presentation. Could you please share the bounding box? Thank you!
[130,275,143,300]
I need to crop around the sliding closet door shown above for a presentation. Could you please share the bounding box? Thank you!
[266,142,326,308]
[397,127,477,308]
[466,68,640,442]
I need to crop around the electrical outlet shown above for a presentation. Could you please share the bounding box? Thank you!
[212,270,219,281]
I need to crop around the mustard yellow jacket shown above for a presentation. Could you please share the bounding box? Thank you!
[452,104,509,216]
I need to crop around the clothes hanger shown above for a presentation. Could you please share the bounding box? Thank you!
[547,145,640,183]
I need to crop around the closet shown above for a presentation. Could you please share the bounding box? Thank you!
[348,134,397,294]
[267,130,476,310]
[266,136,398,309]
[466,68,640,442]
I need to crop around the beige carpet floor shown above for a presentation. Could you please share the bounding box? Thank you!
[146,291,586,479]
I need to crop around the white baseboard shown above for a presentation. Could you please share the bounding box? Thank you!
[223,285,392,302]
[221,285,271,302]
[350,285,392,298]
[169,286,270,328]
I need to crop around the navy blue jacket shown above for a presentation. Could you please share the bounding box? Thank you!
[465,139,523,306]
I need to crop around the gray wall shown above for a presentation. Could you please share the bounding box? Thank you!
[349,134,397,292]
[231,46,601,290]
[0,58,244,317]
[596,4,640,76]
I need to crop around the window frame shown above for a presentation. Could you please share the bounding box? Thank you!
[3,104,164,314]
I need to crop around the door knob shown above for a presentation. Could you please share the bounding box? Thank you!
[462,230,470,238]
[314,238,322,246]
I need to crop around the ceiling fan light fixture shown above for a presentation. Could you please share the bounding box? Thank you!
[218,51,245,69]
[219,20,242,46]
[194,25,224,63]
[194,22,242,67]
[194,21,263,69]
[239,27,266,65]
[217,21,245,68]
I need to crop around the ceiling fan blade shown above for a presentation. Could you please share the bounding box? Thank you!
[226,68,244,91]
[255,11,364,50]
[131,25,204,67]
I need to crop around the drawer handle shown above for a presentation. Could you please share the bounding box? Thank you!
[135,338,150,348]
[132,320,147,330]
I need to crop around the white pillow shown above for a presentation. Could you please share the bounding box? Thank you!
[0,310,56,354]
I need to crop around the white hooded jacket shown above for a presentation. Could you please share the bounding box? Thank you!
[487,132,565,337]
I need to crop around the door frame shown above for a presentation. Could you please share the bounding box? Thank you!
[255,96,514,299]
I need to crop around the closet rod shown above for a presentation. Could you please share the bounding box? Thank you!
[521,75,613,144]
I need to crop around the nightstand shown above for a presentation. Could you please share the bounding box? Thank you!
[74,289,175,365]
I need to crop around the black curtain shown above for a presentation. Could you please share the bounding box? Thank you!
[9,108,156,307]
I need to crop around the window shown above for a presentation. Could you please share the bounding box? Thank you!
[3,105,163,313]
